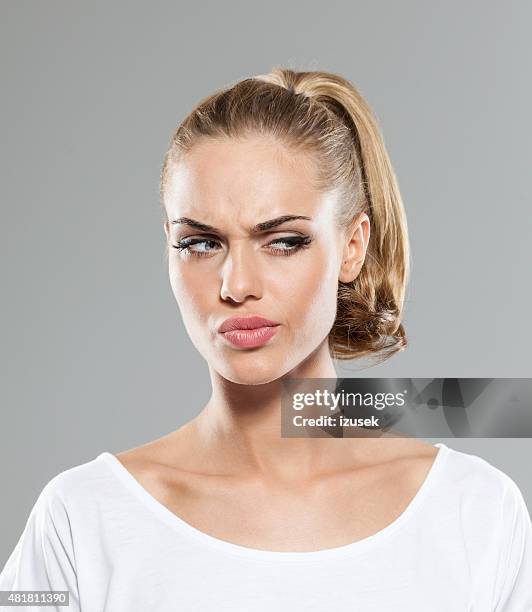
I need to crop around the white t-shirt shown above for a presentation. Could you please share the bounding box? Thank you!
[1,442,531,611]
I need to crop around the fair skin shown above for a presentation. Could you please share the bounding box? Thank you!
[115,134,438,552]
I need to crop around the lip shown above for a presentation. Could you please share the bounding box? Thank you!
[218,315,281,349]
[218,315,280,333]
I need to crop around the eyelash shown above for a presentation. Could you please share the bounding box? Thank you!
[172,235,312,258]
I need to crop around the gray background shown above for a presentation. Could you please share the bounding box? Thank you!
[1,0,531,560]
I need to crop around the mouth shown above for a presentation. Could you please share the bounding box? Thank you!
[220,326,280,349]
[218,315,280,349]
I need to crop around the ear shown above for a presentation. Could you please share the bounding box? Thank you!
[163,220,169,241]
[338,212,370,283]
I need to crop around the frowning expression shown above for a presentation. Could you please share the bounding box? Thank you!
[163,134,352,384]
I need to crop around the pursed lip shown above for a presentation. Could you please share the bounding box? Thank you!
[218,315,280,333]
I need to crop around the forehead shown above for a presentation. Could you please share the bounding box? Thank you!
[163,135,332,224]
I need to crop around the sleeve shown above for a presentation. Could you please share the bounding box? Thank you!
[0,480,80,611]
[492,477,532,611]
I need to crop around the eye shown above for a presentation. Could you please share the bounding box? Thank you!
[171,235,312,258]
[266,235,312,256]
[172,237,221,258]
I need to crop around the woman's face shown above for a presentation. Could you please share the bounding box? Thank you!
[163,134,367,385]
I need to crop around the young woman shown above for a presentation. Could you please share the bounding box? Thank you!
[1,68,531,611]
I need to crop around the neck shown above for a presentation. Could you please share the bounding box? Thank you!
[190,341,357,482]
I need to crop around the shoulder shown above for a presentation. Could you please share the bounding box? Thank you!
[0,458,107,599]
[35,452,116,516]
[438,444,530,525]
[439,446,532,608]
[442,444,524,496]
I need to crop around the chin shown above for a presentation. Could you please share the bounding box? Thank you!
[223,373,280,386]
[216,355,289,386]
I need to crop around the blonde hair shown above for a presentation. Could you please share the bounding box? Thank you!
[159,68,410,365]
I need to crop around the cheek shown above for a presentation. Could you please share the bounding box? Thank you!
[168,262,212,323]
[280,249,339,330]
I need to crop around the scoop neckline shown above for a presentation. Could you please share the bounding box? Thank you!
[97,442,449,563]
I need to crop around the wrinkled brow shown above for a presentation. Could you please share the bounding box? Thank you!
[170,215,312,234]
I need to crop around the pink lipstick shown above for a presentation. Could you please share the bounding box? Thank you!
[218,315,280,349]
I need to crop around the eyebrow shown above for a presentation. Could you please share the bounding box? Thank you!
[169,215,312,234]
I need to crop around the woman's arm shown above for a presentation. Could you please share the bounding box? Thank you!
[492,477,532,611]
[0,480,80,611]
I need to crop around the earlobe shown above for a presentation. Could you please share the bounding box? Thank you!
[339,245,367,283]
[339,260,361,284]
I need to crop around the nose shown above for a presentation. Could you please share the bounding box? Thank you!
[220,242,262,303]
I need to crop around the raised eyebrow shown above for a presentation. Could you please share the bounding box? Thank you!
[170,215,312,234]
